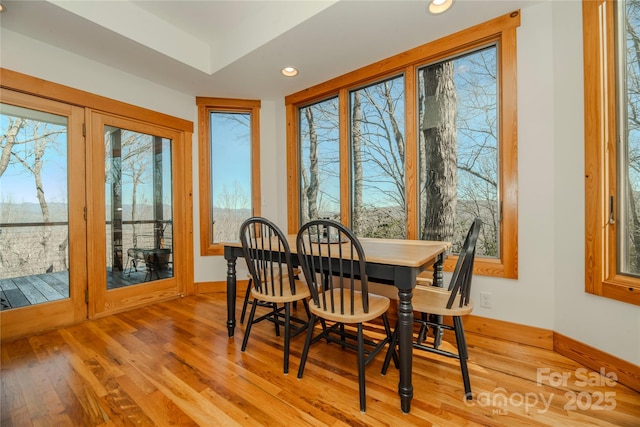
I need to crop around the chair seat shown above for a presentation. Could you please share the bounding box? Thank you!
[250,279,310,303]
[412,285,473,317]
[309,289,390,324]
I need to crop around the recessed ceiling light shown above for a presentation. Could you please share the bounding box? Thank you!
[0,3,5,12]
[281,66,298,77]
[428,0,453,15]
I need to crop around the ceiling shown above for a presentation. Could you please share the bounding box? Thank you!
[0,0,541,99]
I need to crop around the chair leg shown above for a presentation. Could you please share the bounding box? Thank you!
[453,316,472,399]
[297,314,316,379]
[357,323,366,413]
[241,299,258,351]
[240,279,252,324]
[283,302,291,374]
[381,320,398,375]
[302,298,311,320]
[416,312,428,344]
[381,314,399,368]
[272,303,281,337]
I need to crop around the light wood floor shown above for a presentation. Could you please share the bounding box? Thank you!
[1,292,639,426]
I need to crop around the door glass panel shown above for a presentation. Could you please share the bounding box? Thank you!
[104,126,173,287]
[0,103,70,309]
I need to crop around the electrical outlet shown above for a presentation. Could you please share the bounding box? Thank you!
[480,291,492,308]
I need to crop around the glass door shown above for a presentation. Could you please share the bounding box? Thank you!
[88,112,185,318]
[0,89,87,339]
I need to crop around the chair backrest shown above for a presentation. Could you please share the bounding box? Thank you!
[446,218,482,309]
[296,219,370,314]
[239,217,297,298]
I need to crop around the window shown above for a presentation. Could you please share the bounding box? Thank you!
[197,98,260,256]
[584,0,640,306]
[299,97,340,223]
[418,46,499,258]
[351,76,407,239]
[286,11,519,278]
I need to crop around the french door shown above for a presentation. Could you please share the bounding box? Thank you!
[87,111,186,318]
[1,88,190,338]
[0,89,87,339]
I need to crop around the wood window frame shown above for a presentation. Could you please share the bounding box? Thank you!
[196,97,261,256]
[285,11,520,279]
[583,0,640,306]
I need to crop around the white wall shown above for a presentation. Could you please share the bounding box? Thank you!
[0,30,195,122]
[551,1,640,363]
[2,2,639,365]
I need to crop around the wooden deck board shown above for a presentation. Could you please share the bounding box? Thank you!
[0,269,172,310]
[27,275,65,301]
[38,272,70,296]
[0,278,18,291]
[11,276,49,304]
[2,287,30,309]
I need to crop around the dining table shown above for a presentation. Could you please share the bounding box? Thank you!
[223,235,451,413]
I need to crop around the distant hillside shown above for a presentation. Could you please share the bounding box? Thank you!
[0,203,174,224]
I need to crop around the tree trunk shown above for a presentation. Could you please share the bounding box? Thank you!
[304,107,319,220]
[420,61,457,243]
[352,91,363,233]
[0,118,23,177]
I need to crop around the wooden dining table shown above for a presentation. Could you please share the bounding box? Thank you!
[223,235,451,413]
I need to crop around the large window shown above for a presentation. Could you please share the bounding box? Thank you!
[286,12,519,278]
[299,97,340,223]
[584,0,640,306]
[418,46,499,258]
[351,76,407,239]
[197,98,260,256]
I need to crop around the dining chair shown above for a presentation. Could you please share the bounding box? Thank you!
[240,267,302,324]
[239,217,310,374]
[295,219,394,413]
[381,218,482,400]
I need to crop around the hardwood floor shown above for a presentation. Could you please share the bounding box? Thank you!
[1,292,638,426]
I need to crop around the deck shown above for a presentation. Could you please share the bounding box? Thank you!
[0,268,172,310]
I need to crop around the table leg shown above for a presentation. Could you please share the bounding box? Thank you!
[226,255,237,337]
[397,288,414,413]
[432,253,444,287]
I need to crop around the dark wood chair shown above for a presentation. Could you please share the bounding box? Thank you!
[382,218,482,400]
[239,217,310,374]
[295,219,393,413]
[240,266,302,325]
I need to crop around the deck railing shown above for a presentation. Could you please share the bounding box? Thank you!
[0,220,172,280]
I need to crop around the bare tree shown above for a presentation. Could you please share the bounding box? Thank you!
[351,78,406,238]
[120,132,152,247]
[303,106,320,221]
[0,118,24,177]
[420,61,457,244]
[214,181,250,242]
[299,98,340,222]
[352,92,363,233]
[0,116,66,275]
[622,5,640,271]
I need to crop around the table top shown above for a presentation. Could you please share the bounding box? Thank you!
[223,235,451,269]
